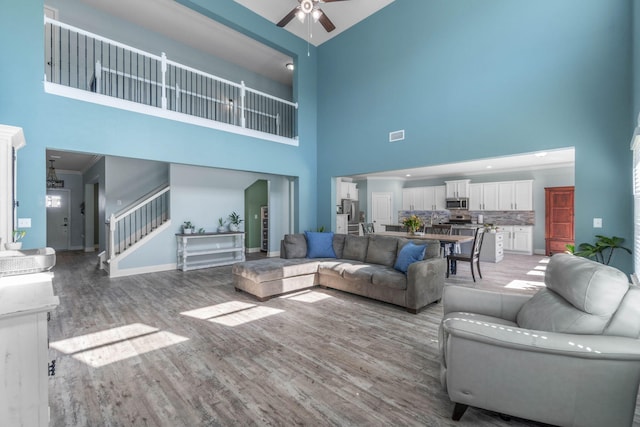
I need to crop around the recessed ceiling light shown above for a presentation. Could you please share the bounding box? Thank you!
[486,165,492,169]
[285,63,294,71]
[534,152,547,157]
[406,174,411,177]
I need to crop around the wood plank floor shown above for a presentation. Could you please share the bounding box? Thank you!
[46,252,640,426]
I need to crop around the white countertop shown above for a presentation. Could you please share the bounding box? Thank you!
[0,272,59,320]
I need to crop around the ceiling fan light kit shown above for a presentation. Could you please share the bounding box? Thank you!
[277,0,348,33]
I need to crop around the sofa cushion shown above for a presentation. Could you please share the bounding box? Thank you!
[333,234,346,259]
[544,253,628,315]
[343,264,375,282]
[283,234,307,259]
[365,236,398,267]
[394,242,426,273]
[371,267,407,290]
[305,231,336,258]
[317,260,362,278]
[343,235,369,262]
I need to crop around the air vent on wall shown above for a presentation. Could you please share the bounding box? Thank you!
[389,130,405,142]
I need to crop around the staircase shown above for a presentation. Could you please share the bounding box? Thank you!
[100,184,171,277]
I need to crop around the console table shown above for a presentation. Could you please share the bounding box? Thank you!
[176,232,245,271]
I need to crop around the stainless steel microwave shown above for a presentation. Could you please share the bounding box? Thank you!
[446,198,469,210]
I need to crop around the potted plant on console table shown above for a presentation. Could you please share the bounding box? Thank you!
[228,211,243,232]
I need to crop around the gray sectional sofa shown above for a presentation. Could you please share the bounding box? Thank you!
[232,233,447,313]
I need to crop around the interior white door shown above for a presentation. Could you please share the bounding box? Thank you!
[47,189,70,250]
[371,192,392,233]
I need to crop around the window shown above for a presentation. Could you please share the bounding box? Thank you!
[46,195,62,208]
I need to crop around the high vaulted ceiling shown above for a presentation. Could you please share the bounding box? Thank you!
[234,0,396,46]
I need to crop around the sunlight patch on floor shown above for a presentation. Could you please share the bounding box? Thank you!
[50,323,189,368]
[526,270,546,276]
[504,279,546,290]
[279,290,333,303]
[181,301,283,326]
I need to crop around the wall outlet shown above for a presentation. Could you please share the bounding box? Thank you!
[593,218,602,228]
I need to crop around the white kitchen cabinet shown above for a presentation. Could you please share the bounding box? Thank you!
[340,182,358,200]
[445,179,471,199]
[423,185,446,210]
[336,214,348,235]
[480,231,504,262]
[501,225,533,254]
[498,180,533,211]
[469,182,499,211]
[0,272,59,427]
[402,187,425,210]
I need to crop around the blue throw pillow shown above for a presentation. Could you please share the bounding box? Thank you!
[394,242,427,273]
[305,231,337,258]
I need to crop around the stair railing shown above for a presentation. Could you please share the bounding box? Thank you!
[107,185,170,263]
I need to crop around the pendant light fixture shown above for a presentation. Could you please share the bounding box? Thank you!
[47,159,64,188]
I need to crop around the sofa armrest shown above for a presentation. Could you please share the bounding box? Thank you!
[406,257,447,311]
[442,285,532,322]
[442,316,640,360]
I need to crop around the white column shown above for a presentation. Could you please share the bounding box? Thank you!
[0,126,26,250]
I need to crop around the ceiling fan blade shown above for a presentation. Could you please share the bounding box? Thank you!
[317,10,336,32]
[277,7,299,27]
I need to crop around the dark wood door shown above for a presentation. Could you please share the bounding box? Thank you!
[545,186,574,256]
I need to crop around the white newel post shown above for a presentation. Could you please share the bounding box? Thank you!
[108,213,116,261]
[161,52,167,110]
[240,81,246,129]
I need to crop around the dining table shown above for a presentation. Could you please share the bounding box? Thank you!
[374,231,474,274]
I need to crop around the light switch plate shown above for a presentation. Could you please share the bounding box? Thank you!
[17,218,31,228]
[593,218,602,228]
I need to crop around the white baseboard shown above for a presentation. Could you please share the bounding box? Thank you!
[109,263,177,278]
[533,249,547,255]
[246,247,262,253]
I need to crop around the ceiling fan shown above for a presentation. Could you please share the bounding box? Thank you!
[277,0,350,33]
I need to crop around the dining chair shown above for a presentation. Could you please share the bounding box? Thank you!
[431,224,452,235]
[446,227,485,282]
[361,222,375,235]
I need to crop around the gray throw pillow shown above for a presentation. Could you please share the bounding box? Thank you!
[283,234,307,259]
[342,235,369,262]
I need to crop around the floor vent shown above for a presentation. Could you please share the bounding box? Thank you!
[389,130,405,142]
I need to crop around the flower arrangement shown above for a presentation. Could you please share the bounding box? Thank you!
[402,215,423,234]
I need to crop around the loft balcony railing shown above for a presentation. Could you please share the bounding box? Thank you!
[44,16,298,142]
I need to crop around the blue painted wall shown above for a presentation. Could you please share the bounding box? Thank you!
[0,0,318,252]
[318,0,634,272]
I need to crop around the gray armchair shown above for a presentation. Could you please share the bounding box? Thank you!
[439,253,640,427]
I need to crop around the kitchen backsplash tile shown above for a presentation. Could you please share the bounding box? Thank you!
[397,210,534,226]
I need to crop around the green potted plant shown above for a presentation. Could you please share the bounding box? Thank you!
[182,221,194,234]
[568,235,631,265]
[6,229,26,250]
[228,211,243,232]
[217,217,226,233]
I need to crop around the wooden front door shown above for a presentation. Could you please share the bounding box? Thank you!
[545,186,574,256]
